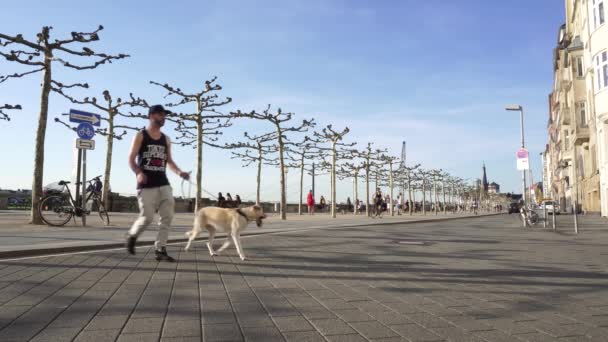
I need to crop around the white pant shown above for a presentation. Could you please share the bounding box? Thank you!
[128,185,174,249]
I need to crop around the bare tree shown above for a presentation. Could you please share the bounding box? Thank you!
[53,88,145,205]
[352,144,386,217]
[0,25,128,224]
[228,131,278,205]
[379,154,400,216]
[428,169,443,215]
[402,164,421,215]
[232,106,315,220]
[0,103,21,121]
[312,125,356,218]
[285,137,319,215]
[340,162,366,214]
[141,77,232,211]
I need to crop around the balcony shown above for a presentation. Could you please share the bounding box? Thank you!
[573,123,590,145]
[559,107,572,126]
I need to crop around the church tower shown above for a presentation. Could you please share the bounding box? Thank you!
[482,162,489,192]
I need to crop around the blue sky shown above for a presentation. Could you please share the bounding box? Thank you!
[1,0,563,202]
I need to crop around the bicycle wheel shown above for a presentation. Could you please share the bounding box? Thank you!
[96,200,110,225]
[39,195,73,226]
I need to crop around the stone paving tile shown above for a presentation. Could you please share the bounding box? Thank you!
[29,326,81,342]
[324,333,369,342]
[350,320,400,339]
[204,323,244,341]
[272,315,315,332]
[73,329,121,342]
[161,319,201,338]
[390,323,444,341]
[241,325,285,341]
[282,330,326,342]
[309,318,357,336]
[122,317,165,334]
[333,308,376,322]
[116,332,161,342]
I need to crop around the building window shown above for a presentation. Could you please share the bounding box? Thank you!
[596,51,608,91]
[592,0,606,31]
[576,56,584,78]
[576,101,588,127]
[565,130,570,149]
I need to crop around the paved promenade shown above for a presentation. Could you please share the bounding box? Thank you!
[0,215,607,341]
[0,210,489,257]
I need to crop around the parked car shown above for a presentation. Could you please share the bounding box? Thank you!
[508,202,520,214]
[538,200,559,214]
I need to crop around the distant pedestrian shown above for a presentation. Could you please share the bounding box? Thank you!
[125,104,190,262]
[226,192,233,207]
[374,188,383,217]
[320,196,327,212]
[346,197,352,213]
[217,192,226,208]
[307,190,315,215]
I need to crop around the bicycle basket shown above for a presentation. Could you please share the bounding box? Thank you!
[43,182,67,195]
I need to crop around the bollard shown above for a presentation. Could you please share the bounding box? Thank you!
[543,206,547,228]
[573,203,579,234]
[552,204,556,231]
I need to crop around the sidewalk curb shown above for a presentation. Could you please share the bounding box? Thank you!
[0,213,502,260]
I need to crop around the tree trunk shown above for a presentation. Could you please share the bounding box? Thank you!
[256,145,262,205]
[389,162,394,216]
[408,173,413,216]
[30,54,52,225]
[422,177,426,215]
[433,178,438,215]
[299,154,304,215]
[102,114,114,207]
[354,172,358,215]
[365,160,370,217]
[195,103,203,212]
[331,141,337,218]
[442,181,447,214]
[277,129,286,220]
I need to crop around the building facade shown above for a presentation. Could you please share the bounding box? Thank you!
[546,0,606,215]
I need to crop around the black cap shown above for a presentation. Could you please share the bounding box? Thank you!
[148,104,171,116]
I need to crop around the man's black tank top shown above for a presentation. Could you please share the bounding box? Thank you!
[137,129,170,189]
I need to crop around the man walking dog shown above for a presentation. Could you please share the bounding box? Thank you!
[126,105,189,261]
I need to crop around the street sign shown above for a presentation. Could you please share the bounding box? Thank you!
[69,109,101,126]
[516,148,529,171]
[516,148,529,159]
[76,122,95,140]
[76,138,95,150]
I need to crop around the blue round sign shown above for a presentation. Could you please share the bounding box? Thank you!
[76,122,95,140]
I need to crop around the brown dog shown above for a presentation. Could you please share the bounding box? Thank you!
[184,205,266,260]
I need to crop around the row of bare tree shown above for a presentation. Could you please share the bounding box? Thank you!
[1,25,493,224]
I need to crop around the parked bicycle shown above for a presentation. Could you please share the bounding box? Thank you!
[38,175,109,226]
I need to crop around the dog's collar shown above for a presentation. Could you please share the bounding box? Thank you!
[236,208,250,221]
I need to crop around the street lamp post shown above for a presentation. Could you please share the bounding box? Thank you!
[506,105,528,208]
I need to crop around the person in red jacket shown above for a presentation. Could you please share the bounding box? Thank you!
[307,190,315,215]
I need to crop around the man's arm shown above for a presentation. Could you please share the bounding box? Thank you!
[128,132,148,185]
[165,136,189,180]
[128,132,144,175]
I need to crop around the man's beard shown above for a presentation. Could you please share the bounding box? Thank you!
[153,118,165,127]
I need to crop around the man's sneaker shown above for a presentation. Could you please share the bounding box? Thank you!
[126,235,137,255]
[155,247,175,262]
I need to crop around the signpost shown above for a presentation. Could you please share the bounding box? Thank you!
[516,148,530,171]
[69,109,101,126]
[69,109,98,226]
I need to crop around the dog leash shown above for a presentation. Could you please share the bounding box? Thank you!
[180,172,219,200]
